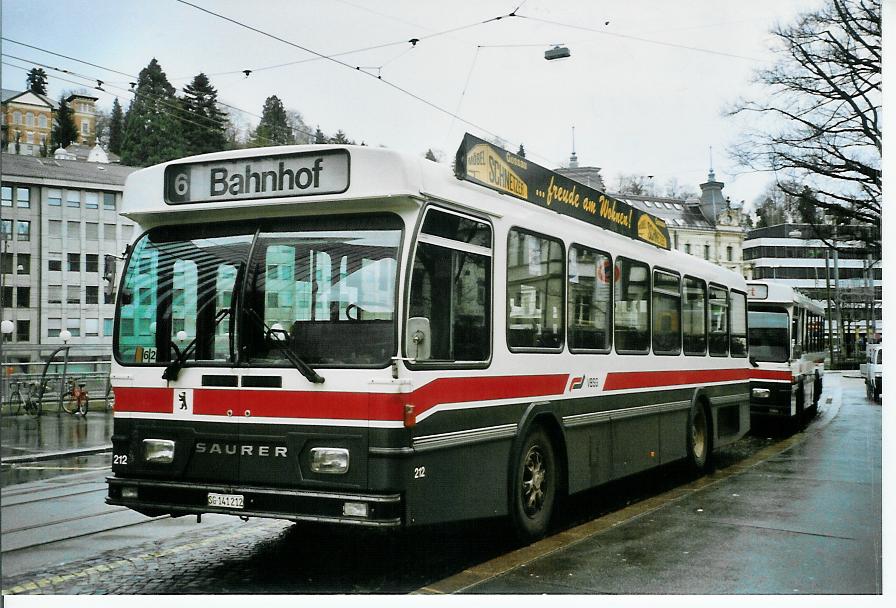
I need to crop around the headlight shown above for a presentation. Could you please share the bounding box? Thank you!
[143,439,175,464]
[310,447,350,474]
[752,388,771,399]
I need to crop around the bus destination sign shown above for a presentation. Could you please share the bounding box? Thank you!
[164,149,350,205]
[455,133,671,250]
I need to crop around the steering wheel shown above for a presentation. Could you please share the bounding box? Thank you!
[345,303,362,321]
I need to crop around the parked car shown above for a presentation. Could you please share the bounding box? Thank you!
[861,345,882,403]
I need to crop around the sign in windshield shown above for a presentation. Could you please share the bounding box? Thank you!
[164,149,350,205]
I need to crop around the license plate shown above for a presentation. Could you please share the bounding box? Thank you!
[207,492,244,509]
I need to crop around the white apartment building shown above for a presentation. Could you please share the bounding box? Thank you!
[1,151,140,364]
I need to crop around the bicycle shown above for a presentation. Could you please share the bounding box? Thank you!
[62,378,89,416]
[7,381,44,417]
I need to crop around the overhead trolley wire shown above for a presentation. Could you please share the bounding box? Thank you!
[1,39,317,145]
[173,0,511,145]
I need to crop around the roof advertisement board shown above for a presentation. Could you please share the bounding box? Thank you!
[455,133,670,250]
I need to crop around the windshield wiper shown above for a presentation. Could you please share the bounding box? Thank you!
[162,308,231,381]
[245,309,325,384]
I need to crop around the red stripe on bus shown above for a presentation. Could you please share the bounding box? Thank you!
[603,368,751,391]
[190,374,570,420]
[749,369,793,382]
[114,387,173,413]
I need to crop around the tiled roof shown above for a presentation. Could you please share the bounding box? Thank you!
[1,153,138,186]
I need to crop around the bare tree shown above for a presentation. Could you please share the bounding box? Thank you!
[613,173,657,197]
[728,0,880,254]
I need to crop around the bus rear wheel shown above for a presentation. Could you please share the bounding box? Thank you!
[510,427,556,543]
[687,401,712,472]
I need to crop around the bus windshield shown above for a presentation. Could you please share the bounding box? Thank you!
[115,214,402,368]
[748,309,790,362]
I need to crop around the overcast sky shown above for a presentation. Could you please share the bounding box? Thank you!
[2,0,823,208]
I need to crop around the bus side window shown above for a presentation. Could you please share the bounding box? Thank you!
[567,244,611,352]
[408,208,492,363]
[683,276,707,355]
[507,229,564,350]
[614,257,650,354]
[652,270,681,355]
[708,285,729,356]
[729,290,747,357]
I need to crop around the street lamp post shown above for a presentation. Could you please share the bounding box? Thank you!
[1,318,14,405]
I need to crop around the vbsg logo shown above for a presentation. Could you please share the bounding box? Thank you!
[165,167,192,203]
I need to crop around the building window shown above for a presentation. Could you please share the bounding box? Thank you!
[0,286,11,307]
[85,192,99,209]
[86,254,99,273]
[48,255,62,271]
[48,189,62,207]
[67,191,80,208]
[12,111,21,124]
[684,243,691,255]
[16,187,30,208]
[48,318,62,338]
[67,221,80,239]
[704,244,711,260]
[86,286,99,304]
[123,225,134,241]
[17,253,30,274]
[1,186,12,206]
[17,220,30,241]
[16,320,29,342]
[1,252,12,274]
[81,120,90,135]
[26,131,34,144]
[103,192,116,211]
[68,285,81,304]
[25,112,34,126]
[16,286,29,308]
[48,220,62,237]
[66,318,81,337]
[103,318,114,336]
[1,219,11,239]
[39,114,47,128]
[85,318,99,337]
[726,246,733,262]
[68,253,81,272]
[103,223,117,241]
[48,285,62,304]
[86,222,99,240]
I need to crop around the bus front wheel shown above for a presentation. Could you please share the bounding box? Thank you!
[510,427,556,543]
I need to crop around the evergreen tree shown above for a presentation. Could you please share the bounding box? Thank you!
[26,68,48,95]
[249,95,293,147]
[51,94,79,150]
[424,149,437,162]
[517,144,526,158]
[181,73,229,155]
[119,58,187,166]
[314,126,327,144]
[328,130,353,145]
[108,98,124,155]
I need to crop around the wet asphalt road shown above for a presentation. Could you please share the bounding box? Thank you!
[0,372,881,595]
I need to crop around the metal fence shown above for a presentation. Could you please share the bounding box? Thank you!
[0,356,114,415]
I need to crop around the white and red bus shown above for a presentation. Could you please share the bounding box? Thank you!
[106,135,751,540]
[746,281,825,427]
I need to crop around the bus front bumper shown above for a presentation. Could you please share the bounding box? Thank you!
[107,477,403,527]
[749,381,794,418]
